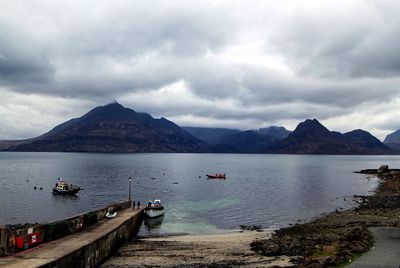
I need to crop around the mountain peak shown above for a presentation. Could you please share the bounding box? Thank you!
[275,119,393,154]
[102,101,124,109]
[107,99,121,105]
[4,103,210,153]
[301,118,324,127]
[82,102,127,119]
[256,126,291,140]
[292,119,330,137]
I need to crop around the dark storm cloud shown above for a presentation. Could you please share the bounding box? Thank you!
[0,0,236,98]
[0,23,54,86]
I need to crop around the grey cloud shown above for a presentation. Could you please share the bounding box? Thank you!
[184,62,400,109]
[0,1,400,139]
[372,120,400,132]
[52,56,180,99]
[0,23,54,86]
[0,0,236,98]
[64,5,234,58]
[269,1,400,78]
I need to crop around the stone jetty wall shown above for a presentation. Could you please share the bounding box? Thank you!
[0,200,132,256]
[38,208,143,268]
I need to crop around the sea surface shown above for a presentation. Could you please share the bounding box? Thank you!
[0,152,398,235]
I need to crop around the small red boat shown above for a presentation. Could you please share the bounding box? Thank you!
[206,173,226,179]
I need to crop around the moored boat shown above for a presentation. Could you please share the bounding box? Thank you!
[206,173,226,179]
[105,211,117,219]
[52,178,81,195]
[144,199,164,218]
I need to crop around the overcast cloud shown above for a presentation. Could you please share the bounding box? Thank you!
[1,0,400,140]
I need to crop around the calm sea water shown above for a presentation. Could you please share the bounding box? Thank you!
[0,152,398,235]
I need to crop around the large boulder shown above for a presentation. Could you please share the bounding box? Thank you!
[378,165,389,174]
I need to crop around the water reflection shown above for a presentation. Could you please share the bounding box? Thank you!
[0,152,391,235]
[144,215,164,232]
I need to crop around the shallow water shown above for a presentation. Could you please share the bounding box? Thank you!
[0,152,397,235]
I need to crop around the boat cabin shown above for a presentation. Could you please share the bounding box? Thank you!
[55,181,71,191]
[146,200,162,208]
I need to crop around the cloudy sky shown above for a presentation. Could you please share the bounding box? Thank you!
[1,0,400,140]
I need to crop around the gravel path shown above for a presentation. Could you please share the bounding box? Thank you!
[349,227,400,268]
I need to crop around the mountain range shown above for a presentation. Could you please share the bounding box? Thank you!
[0,102,210,153]
[272,119,393,154]
[0,102,397,154]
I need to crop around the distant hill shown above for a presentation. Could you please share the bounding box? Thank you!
[383,129,400,144]
[220,130,278,153]
[0,140,29,150]
[273,119,394,154]
[1,102,211,153]
[383,129,400,150]
[255,126,292,140]
[182,127,240,145]
[183,126,290,153]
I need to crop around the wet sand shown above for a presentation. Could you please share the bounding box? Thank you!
[101,230,293,267]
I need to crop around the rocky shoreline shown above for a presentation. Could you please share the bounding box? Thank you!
[251,165,400,267]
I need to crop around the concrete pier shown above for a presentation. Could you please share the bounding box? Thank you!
[0,208,144,268]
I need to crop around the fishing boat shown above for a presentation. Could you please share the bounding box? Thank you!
[52,178,81,195]
[144,199,164,218]
[206,173,226,179]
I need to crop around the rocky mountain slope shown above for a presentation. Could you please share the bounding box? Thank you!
[183,126,291,153]
[182,127,240,145]
[255,126,292,140]
[273,119,394,154]
[383,129,400,150]
[1,102,211,153]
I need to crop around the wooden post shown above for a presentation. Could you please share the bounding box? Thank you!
[128,177,132,201]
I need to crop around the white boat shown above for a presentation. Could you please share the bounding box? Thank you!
[105,211,117,219]
[144,199,164,218]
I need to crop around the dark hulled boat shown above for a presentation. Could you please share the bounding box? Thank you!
[206,173,226,179]
[52,179,81,195]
